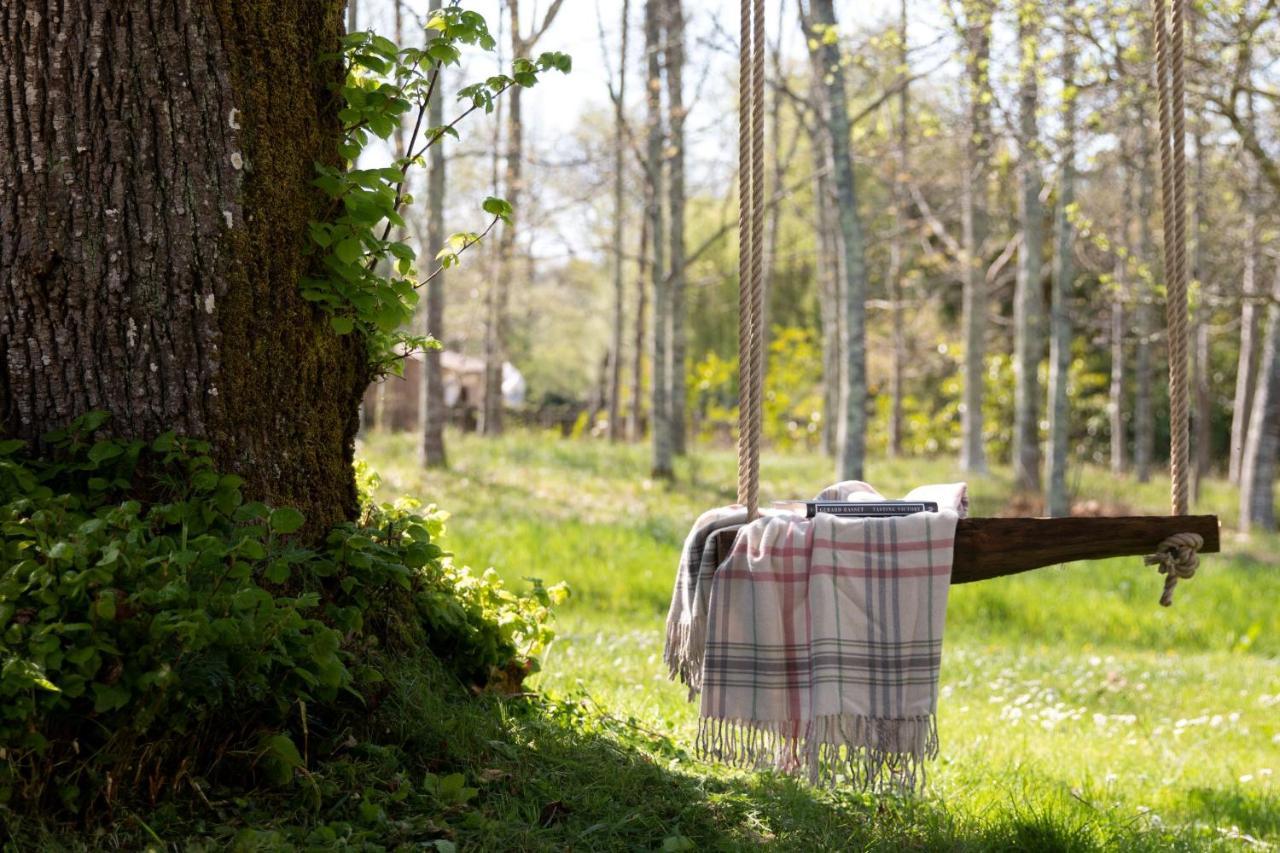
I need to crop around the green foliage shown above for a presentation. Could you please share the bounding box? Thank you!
[303,8,570,374]
[0,415,563,814]
[688,326,825,450]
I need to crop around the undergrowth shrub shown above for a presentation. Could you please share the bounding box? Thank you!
[0,414,564,816]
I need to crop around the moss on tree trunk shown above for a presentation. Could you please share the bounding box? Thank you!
[0,0,367,531]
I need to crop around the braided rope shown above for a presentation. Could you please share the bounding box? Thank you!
[736,0,765,519]
[1144,532,1202,607]
[736,0,756,517]
[1150,0,1199,605]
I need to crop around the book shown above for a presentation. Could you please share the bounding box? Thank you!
[771,500,939,518]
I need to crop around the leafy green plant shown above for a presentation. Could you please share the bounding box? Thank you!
[0,414,564,814]
[304,8,570,373]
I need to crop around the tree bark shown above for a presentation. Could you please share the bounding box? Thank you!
[606,0,631,443]
[804,0,868,481]
[1239,265,1280,532]
[628,212,651,442]
[960,0,992,473]
[1135,129,1156,483]
[645,0,672,478]
[1046,15,1075,518]
[1229,97,1261,485]
[0,0,364,531]
[1109,287,1126,474]
[665,0,687,457]
[811,120,842,459]
[1012,2,1043,493]
[886,0,909,458]
[419,0,448,468]
[482,0,565,436]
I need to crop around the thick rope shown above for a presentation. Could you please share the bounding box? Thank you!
[1144,533,1202,607]
[736,0,765,519]
[1150,0,1198,605]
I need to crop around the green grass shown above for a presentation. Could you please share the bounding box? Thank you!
[357,428,1280,851]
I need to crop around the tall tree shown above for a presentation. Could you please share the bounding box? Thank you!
[1229,95,1262,485]
[482,0,566,435]
[645,0,673,478]
[886,0,910,457]
[628,214,651,442]
[605,0,631,443]
[1109,140,1132,475]
[0,1,365,530]
[1046,9,1077,517]
[419,0,448,468]
[959,0,993,473]
[1012,0,1044,493]
[1240,265,1280,532]
[803,0,869,481]
[1134,126,1156,483]
[665,0,689,456]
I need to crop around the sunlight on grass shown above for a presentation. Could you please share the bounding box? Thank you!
[361,428,1279,849]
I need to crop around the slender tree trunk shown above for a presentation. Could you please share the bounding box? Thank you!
[886,0,909,458]
[805,0,868,481]
[665,0,688,457]
[419,0,448,468]
[1012,2,1044,493]
[1191,117,1210,498]
[1239,265,1280,532]
[1110,140,1135,475]
[1109,286,1126,474]
[606,0,631,443]
[482,0,565,436]
[811,122,842,458]
[1135,130,1156,483]
[1046,12,1075,517]
[347,0,357,34]
[628,213,651,442]
[960,0,993,473]
[1230,96,1262,485]
[645,0,672,478]
[0,0,362,531]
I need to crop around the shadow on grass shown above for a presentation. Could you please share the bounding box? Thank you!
[1182,786,1280,841]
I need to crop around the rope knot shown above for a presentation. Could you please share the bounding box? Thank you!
[1143,532,1203,607]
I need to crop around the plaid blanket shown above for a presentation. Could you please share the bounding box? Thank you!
[666,482,965,791]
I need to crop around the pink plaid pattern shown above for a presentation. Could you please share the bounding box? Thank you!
[692,483,964,791]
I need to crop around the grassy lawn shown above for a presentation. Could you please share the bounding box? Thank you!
[361,428,1280,851]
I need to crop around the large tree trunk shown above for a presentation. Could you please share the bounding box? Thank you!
[1046,14,1076,518]
[606,0,631,443]
[1012,2,1043,493]
[959,0,992,473]
[1239,265,1280,532]
[886,0,909,458]
[805,0,868,481]
[419,0,448,468]
[0,0,364,531]
[645,0,673,478]
[665,0,688,457]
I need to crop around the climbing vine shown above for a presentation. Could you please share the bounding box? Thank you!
[304,8,570,373]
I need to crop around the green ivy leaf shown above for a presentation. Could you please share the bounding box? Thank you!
[269,507,306,535]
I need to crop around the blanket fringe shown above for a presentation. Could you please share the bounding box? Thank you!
[696,713,939,795]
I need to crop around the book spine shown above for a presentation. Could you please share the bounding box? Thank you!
[810,502,937,516]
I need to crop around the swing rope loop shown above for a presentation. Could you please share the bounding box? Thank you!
[736,0,765,519]
[1148,0,1200,605]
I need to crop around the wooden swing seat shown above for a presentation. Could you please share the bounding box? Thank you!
[711,514,1220,584]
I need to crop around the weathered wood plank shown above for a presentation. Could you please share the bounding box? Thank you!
[711,515,1221,583]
